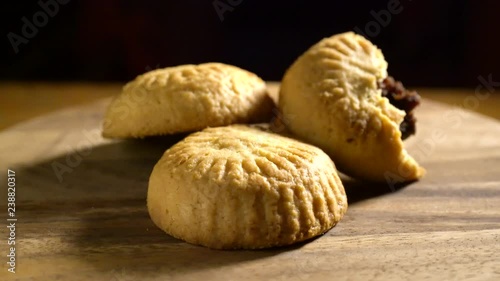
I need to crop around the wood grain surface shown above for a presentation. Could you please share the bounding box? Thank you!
[1,84,499,281]
[1,82,500,131]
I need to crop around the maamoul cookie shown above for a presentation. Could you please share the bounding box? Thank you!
[147,125,347,249]
[102,63,274,138]
[279,32,425,182]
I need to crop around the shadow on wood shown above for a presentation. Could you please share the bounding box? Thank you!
[340,174,411,205]
[13,132,414,279]
[13,134,292,279]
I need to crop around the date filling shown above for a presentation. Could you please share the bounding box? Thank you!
[378,76,421,140]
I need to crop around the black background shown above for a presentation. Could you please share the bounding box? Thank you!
[1,0,499,87]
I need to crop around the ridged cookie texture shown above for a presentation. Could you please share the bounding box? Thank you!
[147,125,347,249]
[102,63,274,138]
[279,32,424,182]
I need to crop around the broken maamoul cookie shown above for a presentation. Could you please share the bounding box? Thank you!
[279,32,425,182]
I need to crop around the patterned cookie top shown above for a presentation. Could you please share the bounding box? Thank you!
[307,32,388,97]
[148,125,347,249]
[103,63,273,138]
[279,32,424,182]
[163,125,340,189]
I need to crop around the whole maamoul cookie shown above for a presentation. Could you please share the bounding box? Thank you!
[279,32,425,182]
[148,125,347,249]
[102,63,273,138]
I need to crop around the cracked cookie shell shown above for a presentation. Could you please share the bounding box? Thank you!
[279,32,425,182]
[102,63,273,138]
[147,125,347,249]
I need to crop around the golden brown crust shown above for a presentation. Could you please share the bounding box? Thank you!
[102,63,274,138]
[279,32,424,182]
[147,125,347,249]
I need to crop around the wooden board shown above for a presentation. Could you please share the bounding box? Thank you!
[1,85,500,281]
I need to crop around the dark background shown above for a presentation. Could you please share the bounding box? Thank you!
[1,0,499,87]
